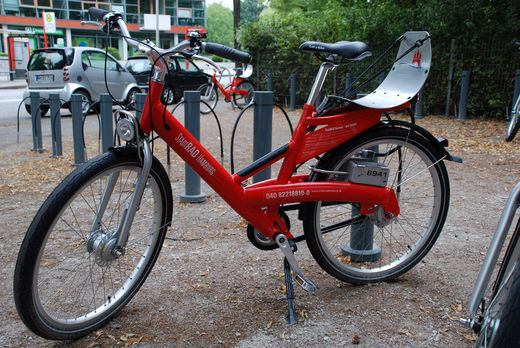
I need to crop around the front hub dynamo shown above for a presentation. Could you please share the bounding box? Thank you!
[86,230,120,266]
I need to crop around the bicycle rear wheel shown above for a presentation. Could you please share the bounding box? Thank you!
[13,147,172,340]
[233,81,255,109]
[506,98,520,142]
[198,83,218,114]
[303,126,450,284]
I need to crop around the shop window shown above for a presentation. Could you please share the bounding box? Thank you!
[18,0,52,7]
[177,8,191,18]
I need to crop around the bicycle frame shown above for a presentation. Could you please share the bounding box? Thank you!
[464,182,520,323]
[139,74,403,241]
[211,73,248,101]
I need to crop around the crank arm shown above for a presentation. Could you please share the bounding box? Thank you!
[275,234,318,293]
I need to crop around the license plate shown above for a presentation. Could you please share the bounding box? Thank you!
[36,74,54,83]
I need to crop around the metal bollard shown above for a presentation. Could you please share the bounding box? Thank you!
[100,94,113,153]
[267,73,273,91]
[377,71,386,83]
[179,91,206,203]
[71,94,85,165]
[30,92,45,152]
[135,93,147,121]
[457,70,471,120]
[345,73,352,92]
[253,91,273,183]
[414,88,424,119]
[49,94,62,157]
[289,74,296,111]
[341,148,381,262]
[513,70,520,112]
[342,204,382,262]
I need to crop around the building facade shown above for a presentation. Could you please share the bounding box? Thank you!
[0,0,206,74]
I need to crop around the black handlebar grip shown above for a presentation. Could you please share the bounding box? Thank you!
[88,7,109,20]
[204,43,251,64]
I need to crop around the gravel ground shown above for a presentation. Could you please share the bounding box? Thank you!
[1,102,519,347]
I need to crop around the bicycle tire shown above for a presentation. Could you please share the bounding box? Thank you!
[233,81,255,109]
[198,83,218,114]
[302,126,450,284]
[506,97,520,141]
[13,147,172,340]
[476,261,520,347]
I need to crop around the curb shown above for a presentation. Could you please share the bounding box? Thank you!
[0,80,27,90]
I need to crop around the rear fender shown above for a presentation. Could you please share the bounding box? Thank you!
[378,120,463,163]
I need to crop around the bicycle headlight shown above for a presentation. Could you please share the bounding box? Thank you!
[116,118,136,142]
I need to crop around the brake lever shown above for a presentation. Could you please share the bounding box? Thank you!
[80,21,103,29]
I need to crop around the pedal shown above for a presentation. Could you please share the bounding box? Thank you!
[275,234,318,294]
[294,274,318,293]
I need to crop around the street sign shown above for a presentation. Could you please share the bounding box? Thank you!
[43,12,56,33]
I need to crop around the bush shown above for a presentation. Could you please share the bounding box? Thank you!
[106,47,121,60]
[212,55,224,62]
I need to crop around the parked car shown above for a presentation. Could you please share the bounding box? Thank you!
[124,55,152,92]
[23,47,141,116]
[124,54,210,104]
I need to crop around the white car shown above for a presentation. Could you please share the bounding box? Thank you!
[23,46,140,116]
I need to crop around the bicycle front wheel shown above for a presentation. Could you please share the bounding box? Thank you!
[13,148,171,340]
[303,126,450,284]
[198,83,218,114]
[506,98,520,141]
[233,81,255,109]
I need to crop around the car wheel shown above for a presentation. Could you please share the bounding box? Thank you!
[125,88,140,110]
[161,86,175,105]
[67,91,92,116]
[25,104,50,117]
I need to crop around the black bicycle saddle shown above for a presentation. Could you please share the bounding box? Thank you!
[299,41,372,61]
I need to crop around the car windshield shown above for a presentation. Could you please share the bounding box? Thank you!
[126,58,152,74]
[28,49,74,71]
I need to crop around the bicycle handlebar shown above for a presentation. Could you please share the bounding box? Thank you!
[203,42,251,64]
[87,7,251,64]
[88,7,109,20]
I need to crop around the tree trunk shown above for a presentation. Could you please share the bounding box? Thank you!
[233,0,241,50]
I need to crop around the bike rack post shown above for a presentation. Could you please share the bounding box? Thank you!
[345,73,352,91]
[71,94,85,165]
[135,93,147,121]
[267,73,273,91]
[30,92,45,152]
[341,148,381,262]
[253,91,273,183]
[100,94,113,153]
[414,87,424,119]
[289,74,296,111]
[513,69,520,112]
[457,70,471,120]
[49,93,62,157]
[179,91,207,203]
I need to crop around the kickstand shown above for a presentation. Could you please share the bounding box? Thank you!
[284,257,298,325]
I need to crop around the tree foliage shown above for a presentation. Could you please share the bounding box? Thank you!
[207,3,233,47]
[241,0,265,24]
[242,0,520,118]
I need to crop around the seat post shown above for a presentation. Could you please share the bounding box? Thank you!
[306,61,337,106]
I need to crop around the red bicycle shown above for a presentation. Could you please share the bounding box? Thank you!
[13,8,460,340]
[196,55,255,113]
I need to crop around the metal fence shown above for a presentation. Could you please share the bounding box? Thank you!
[252,38,520,119]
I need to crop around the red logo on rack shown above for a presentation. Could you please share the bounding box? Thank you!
[412,50,422,67]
